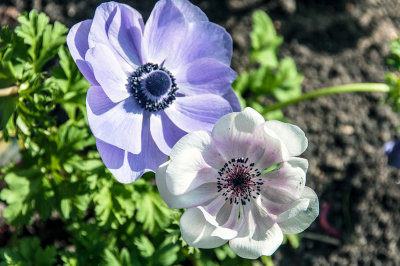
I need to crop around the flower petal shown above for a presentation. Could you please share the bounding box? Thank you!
[95,138,142,183]
[265,120,308,156]
[197,197,239,240]
[172,0,208,22]
[211,107,265,159]
[246,123,291,171]
[86,86,142,154]
[211,203,240,240]
[164,94,233,133]
[169,130,227,169]
[229,204,283,259]
[88,2,132,72]
[175,58,236,97]
[276,187,319,234]
[166,145,218,195]
[85,44,131,102]
[126,113,168,176]
[222,89,242,112]
[165,21,232,70]
[156,162,219,209]
[107,4,144,67]
[149,111,186,155]
[260,157,308,204]
[180,207,228,249]
[66,20,98,85]
[143,0,187,64]
[96,138,124,169]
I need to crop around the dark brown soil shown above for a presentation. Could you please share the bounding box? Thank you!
[1,0,400,265]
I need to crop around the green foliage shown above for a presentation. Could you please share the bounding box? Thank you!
[0,94,16,130]
[250,10,283,68]
[233,10,303,120]
[135,181,178,233]
[386,38,400,111]
[0,237,57,266]
[0,169,54,226]
[15,10,68,73]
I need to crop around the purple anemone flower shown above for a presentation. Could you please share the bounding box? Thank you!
[156,107,319,259]
[67,0,240,183]
[384,139,400,169]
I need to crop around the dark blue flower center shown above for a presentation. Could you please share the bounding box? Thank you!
[217,157,263,205]
[129,63,178,112]
[143,70,171,97]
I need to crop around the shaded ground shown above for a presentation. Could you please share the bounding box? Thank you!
[1,0,400,265]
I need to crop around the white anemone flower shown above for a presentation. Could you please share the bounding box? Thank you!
[156,107,319,259]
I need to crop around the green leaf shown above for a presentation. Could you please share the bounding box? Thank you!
[0,237,56,266]
[61,198,72,219]
[135,189,177,234]
[272,58,303,102]
[250,10,283,67]
[0,94,17,130]
[0,169,55,225]
[134,235,155,258]
[15,10,67,73]
[152,240,180,266]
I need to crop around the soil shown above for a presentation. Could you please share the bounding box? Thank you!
[1,0,400,265]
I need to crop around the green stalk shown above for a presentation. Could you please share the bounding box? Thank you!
[263,83,390,113]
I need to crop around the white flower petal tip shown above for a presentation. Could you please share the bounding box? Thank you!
[264,120,308,156]
[230,223,284,259]
[277,187,320,234]
[180,208,228,249]
[154,52,318,259]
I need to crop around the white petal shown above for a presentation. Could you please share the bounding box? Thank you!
[195,198,240,240]
[170,130,227,171]
[180,207,227,249]
[156,162,218,209]
[277,187,319,234]
[229,204,283,259]
[211,107,265,159]
[244,123,289,171]
[264,120,308,156]
[166,147,218,195]
[210,203,240,240]
[261,157,308,204]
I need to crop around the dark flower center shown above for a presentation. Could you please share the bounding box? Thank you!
[217,157,264,205]
[129,63,178,112]
[144,70,171,97]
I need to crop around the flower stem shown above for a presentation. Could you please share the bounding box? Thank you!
[0,86,18,97]
[263,83,390,113]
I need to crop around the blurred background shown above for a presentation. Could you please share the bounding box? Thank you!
[1,0,399,265]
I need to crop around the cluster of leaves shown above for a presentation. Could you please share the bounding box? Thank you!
[233,10,303,121]
[0,10,301,266]
[385,38,400,112]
